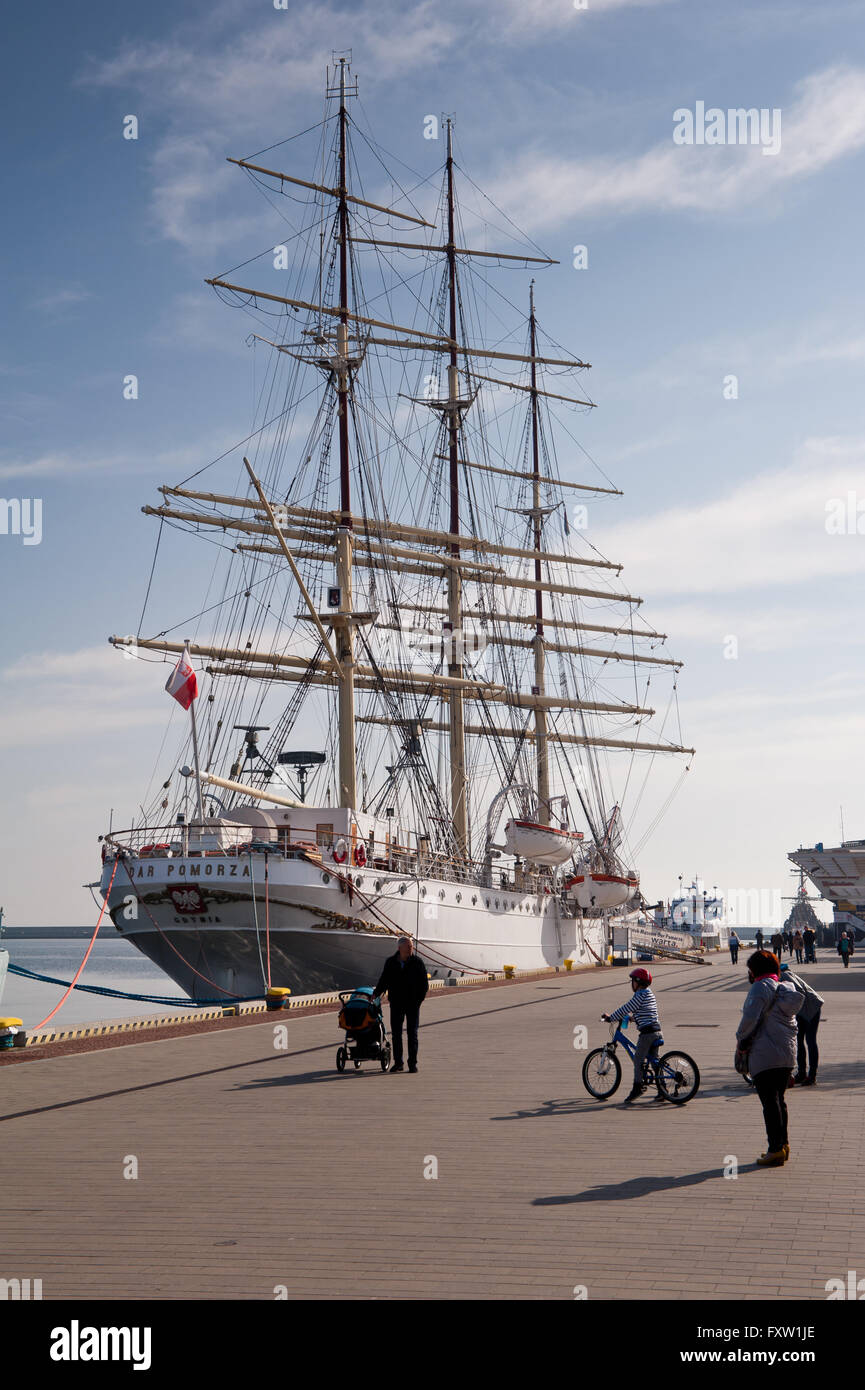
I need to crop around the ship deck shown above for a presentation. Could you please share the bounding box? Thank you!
[1,956,863,1300]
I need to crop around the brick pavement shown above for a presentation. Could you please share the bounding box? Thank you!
[1,955,862,1300]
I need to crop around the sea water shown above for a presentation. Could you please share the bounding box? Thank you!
[2,933,190,1030]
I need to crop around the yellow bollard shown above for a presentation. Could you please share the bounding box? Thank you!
[503,964,515,979]
[564,959,574,971]
[266,987,292,1011]
[0,1017,23,1050]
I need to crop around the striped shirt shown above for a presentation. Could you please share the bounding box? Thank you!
[610,987,661,1030]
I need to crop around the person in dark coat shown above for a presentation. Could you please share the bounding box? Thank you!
[375,937,429,1073]
[755,928,764,950]
[781,963,824,1086]
[802,926,816,963]
[838,931,852,968]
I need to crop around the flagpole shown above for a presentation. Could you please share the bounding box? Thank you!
[186,637,206,825]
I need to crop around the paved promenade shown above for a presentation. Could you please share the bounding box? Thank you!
[2,955,862,1300]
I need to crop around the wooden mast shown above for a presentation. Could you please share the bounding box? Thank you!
[333,55,357,811]
[529,283,551,827]
[444,118,469,860]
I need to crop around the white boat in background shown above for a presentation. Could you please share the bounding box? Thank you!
[653,878,726,948]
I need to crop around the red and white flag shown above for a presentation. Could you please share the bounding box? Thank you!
[165,646,198,710]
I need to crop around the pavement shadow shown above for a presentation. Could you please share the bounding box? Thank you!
[492,1096,617,1120]
[534,1165,762,1204]
[235,1067,390,1089]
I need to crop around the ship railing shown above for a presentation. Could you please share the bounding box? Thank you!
[102,825,554,893]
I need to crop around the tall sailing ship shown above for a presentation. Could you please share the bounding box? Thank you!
[99,59,694,1000]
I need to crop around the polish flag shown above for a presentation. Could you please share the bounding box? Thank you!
[165,646,198,710]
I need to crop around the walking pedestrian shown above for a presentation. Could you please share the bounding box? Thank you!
[374,936,429,1073]
[734,950,803,1166]
[803,926,816,963]
[781,963,824,1087]
[838,931,852,968]
[771,930,784,959]
[792,929,804,964]
[755,928,764,951]
[729,930,740,964]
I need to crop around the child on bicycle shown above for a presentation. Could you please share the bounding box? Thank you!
[601,966,664,1104]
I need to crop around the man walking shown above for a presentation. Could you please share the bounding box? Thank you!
[838,931,852,968]
[375,936,429,1073]
[771,929,784,959]
[729,930,740,964]
[803,925,816,963]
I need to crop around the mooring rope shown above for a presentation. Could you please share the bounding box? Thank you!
[29,859,119,1031]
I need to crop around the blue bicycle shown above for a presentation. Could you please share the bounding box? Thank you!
[582,1017,700,1104]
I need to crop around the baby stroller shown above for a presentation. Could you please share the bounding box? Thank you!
[336,986,391,1073]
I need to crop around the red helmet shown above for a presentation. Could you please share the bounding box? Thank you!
[629,967,652,986]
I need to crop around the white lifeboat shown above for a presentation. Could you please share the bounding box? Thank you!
[563,870,640,909]
[503,819,584,866]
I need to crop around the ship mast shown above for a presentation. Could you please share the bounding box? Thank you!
[528,281,550,826]
[333,55,357,810]
[444,119,468,859]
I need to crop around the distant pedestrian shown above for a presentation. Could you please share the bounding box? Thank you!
[729,930,740,964]
[792,930,804,964]
[374,936,429,1073]
[734,950,803,1166]
[755,928,764,950]
[781,964,824,1087]
[838,931,851,968]
[771,930,784,958]
[803,926,816,963]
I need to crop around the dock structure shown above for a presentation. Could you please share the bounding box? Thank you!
[1,958,862,1300]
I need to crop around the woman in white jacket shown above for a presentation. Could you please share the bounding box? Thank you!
[735,950,803,1166]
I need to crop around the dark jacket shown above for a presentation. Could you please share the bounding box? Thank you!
[783,970,824,1023]
[375,951,429,1007]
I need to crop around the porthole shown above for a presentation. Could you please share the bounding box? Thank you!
[375,879,383,891]
[471,895,477,905]
[420,886,427,897]
[399,883,407,895]
[439,889,445,900]
[494,899,500,909]
[456,892,462,903]
[485,899,491,908]
[321,873,331,884]
[355,876,363,888]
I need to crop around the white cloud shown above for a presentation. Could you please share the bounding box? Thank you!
[31,284,92,315]
[594,434,865,596]
[485,64,865,228]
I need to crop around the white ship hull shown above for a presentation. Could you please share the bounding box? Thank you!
[102,852,606,999]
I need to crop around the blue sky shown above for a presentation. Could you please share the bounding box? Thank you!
[2,0,865,925]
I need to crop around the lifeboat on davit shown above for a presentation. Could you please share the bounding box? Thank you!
[562,870,640,909]
[503,820,584,866]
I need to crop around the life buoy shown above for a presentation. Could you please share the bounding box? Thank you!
[332,838,348,864]
[354,842,368,867]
